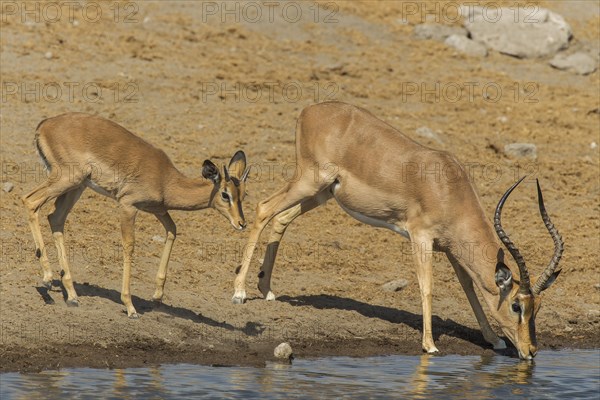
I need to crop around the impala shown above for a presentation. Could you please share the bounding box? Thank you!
[23,112,250,318]
[232,101,563,359]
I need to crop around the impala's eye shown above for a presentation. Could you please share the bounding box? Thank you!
[221,192,230,202]
[512,303,521,313]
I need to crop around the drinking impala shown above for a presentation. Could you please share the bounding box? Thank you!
[232,102,563,359]
[23,113,250,318]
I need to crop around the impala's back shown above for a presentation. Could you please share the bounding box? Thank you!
[297,101,486,241]
[36,113,177,204]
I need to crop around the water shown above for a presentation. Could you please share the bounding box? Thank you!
[1,350,598,399]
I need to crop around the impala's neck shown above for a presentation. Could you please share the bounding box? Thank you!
[164,172,216,211]
[449,217,502,297]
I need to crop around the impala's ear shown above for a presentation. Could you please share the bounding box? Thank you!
[495,262,513,295]
[202,160,220,184]
[536,269,561,293]
[228,150,247,179]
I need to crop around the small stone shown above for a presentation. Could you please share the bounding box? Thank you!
[504,143,537,160]
[415,126,443,144]
[274,342,293,360]
[591,142,598,150]
[444,34,488,57]
[381,279,409,292]
[44,51,53,60]
[413,24,467,42]
[586,310,600,320]
[497,116,508,123]
[594,283,600,290]
[3,182,14,193]
[152,235,165,243]
[550,52,598,75]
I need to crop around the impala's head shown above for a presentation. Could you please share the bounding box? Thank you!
[493,177,564,360]
[202,150,250,231]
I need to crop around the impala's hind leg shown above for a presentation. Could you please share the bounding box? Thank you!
[233,179,334,304]
[258,190,332,300]
[23,179,82,289]
[48,186,86,306]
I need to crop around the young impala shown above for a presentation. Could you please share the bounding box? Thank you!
[23,113,250,318]
[233,102,563,359]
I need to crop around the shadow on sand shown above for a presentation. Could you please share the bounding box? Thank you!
[278,294,495,350]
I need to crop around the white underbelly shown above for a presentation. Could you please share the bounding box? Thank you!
[332,183,410,239]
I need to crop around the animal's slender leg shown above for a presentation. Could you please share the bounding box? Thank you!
[411,233,438,353]
[22,179,81,288]
[120,205,139,318]
[47,186,86,305]
[152,212,176,303]
[447,253,506,349]
[233,181,331,304]
[258,190,332,300]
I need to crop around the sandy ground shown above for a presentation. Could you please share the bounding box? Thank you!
[1,1,598,372]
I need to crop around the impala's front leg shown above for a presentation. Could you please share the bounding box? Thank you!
[412,234,438,353]
[120,206,139,318]
[447,254,506,350]
[152,213,176,303]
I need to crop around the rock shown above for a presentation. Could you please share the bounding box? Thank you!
[415,126,443,144]
[413,24,467,41]
[550,52,598,75]
[3,182,14,193]
[591,142,598,150]
[462,6,571,58]
[594,283,600,290]
[274,342,293,360]
[504,143,537,160]
[44,51,53,60]
[445,34,487,57]
[152,235,165,243]
[381,279,409,292]
[586,310,600,321]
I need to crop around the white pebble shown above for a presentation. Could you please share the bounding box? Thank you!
[3,182,14,193]
[591,142,598,149]
[274,342,293,360]
[44,51,53,60]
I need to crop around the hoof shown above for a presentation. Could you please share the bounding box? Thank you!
[66,299,79,307]
[424,345,439,354]
[128,312,140,319]
[232,290,246,304]
[494,339,507,350]
[42,280,52,290]
[265,291,276,301]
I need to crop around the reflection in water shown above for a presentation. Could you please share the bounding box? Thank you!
[0,350,597,399]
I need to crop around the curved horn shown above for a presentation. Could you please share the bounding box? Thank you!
[531,179,564,295]
[494,176,531,295]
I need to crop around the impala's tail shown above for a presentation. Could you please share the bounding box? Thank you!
[34,120,51,171]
